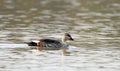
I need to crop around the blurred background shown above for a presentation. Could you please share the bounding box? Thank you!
[0,0,120,71]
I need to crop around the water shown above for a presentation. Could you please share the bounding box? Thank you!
[0,0,120,71]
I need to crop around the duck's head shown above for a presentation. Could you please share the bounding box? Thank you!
[62,33,74,42]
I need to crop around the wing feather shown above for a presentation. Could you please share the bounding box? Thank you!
[39,39,63,49]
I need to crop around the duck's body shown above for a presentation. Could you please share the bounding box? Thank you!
[27,39,68,50]
[26,33,74,50]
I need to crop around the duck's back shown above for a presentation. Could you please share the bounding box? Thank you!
[38,39,63,50]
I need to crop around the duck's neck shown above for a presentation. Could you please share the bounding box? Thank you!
[61,36,67,43]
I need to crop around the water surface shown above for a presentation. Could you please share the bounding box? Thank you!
[0,0,120,71]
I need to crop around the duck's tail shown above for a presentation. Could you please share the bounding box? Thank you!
[24,41,37,46]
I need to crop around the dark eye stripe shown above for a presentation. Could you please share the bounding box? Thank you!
[65,33,72,37]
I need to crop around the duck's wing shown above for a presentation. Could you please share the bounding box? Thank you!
[39,39,63,49]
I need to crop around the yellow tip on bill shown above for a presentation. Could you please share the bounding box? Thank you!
[73,39,77,42]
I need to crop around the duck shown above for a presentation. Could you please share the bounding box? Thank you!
[25,33,74,52]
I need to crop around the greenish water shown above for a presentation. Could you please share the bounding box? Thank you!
[0,0,120,71]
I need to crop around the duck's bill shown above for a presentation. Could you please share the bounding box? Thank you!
[73,39,77,42]
[69,38,77,42]
[69,37,74,41]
